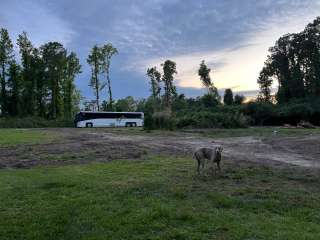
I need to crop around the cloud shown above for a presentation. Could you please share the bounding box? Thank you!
[125,1,320,94]
[0,0,75,47]
[1,0,320,100]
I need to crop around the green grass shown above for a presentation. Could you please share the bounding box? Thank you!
[0,129,58,146]
[1,156,320,240]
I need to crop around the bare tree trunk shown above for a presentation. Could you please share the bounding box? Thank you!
[95,61,100,111]
[1,63,7,115]
[106,66,112,109]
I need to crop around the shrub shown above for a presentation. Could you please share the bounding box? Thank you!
[144,111,176,130]
[0,117,74,128]
[176,111,249,129]
[243,102,277,125]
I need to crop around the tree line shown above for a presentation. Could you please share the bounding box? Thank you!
[87,43,118,111]
[0,27,119,121]
[143,58,247,129]
[1,16,319,128]
[0,29,81,120]
[258,17,320,103]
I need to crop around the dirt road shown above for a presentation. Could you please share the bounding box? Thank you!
[0,128,319,169]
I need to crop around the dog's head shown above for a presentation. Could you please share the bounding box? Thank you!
[215,146,223,154]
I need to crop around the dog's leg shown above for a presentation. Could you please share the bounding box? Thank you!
[201,160,205,174]
[197,159,200,175]
[217,161,221,171]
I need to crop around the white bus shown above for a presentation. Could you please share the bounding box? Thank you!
[74,111,144,128]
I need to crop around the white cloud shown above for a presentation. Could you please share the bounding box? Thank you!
[128,5,320,93]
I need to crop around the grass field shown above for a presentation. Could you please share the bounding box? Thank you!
[1,128,320,239]
[0,129,58,146]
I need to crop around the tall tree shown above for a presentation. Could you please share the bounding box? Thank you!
[7,61,22,116]
[198,60,219,99]
[41,42,67,119]
[0,28,14,115]
[258,17,320,103]
[161,60,177,109]
[63,52,81,119]
[17,32,36,115]
[101,43,118,109]
[87,45,103,111]
[223,88,234,105]
[32,48,47,117]
[198,60,212,89]
[147,66,161,111]
[257,66,273,102]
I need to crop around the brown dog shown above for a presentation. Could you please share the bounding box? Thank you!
[193,146,223,175]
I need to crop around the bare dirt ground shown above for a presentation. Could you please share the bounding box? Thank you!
[0,128,320,169]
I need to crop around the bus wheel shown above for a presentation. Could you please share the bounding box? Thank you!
[132,122,137,127]
[125,123,131,127]
[86,123,93,128]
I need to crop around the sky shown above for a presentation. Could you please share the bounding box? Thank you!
[1,0,320,101]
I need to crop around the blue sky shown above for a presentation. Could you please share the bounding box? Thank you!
[1,0,320,101]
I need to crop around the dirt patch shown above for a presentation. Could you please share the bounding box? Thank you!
[1,128,320,169]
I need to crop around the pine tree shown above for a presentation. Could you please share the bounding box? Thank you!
[41,42,67,119]
[223,89,234,105]
[17,32,36,115]
[7,61,22,116]
[0,28,14,115]
[161,60,177,109]
[63,52,81,119]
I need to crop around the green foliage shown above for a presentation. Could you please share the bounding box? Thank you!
[161,60,177,109]
[243,102,277,125]
[146,66,161,110]
[87,43,118,111]
[198,60,212,89]
[223,88,234,105]
[200,93,220,108]
[63,52,81,120]
[243,100,320,126]
[0,28,14,115]
[258,17,320,103]
[7,62,22,116]
[145,110,176,130]
[17,31,37,115]
[0,117,74,128]
[0,29,82,121]
[177,110,249,129]
[234,94,245,105]
[114,96,137,112]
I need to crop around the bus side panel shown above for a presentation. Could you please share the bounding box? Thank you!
[76,118,144,128]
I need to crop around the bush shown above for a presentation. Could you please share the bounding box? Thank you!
[242,100,320,126]
[144,111,176,130]
[176,111,249,129]
[0,117,74,128]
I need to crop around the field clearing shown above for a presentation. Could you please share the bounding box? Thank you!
[1,128,320,239]
[0,129,59,146]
